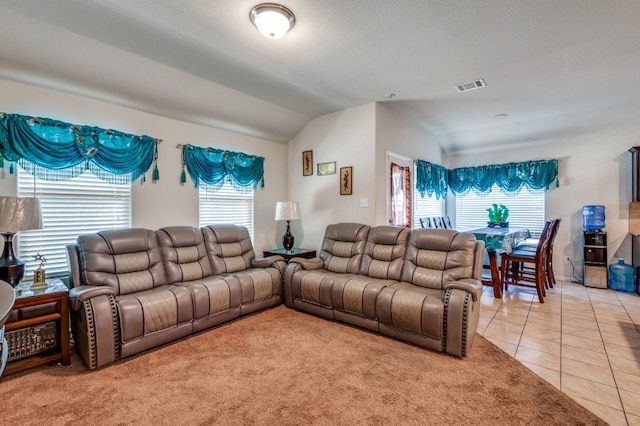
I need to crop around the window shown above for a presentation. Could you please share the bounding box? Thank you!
[455,185,546,237]
[412,163,444,228]
[199,182,254,240]
[17,167,131,279]
[390,163,411,228]
[412,193,444,229]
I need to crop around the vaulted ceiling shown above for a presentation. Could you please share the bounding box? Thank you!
[1,0,639,154]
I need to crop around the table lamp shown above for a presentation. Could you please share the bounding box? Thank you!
[0,197,43,287]
[275,201,301,252]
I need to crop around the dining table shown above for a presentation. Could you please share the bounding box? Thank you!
[458,226,531,298]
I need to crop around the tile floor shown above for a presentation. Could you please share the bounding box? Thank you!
[479,280,640,425]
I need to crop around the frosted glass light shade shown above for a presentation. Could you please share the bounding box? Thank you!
[275,201,301,221]
[250,3,295,39]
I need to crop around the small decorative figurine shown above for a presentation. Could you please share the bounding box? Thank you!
[31,252,48,290]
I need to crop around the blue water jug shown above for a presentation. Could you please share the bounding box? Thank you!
[583,205,605,230]
[609,259,635,292]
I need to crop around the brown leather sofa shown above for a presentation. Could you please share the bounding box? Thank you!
[284,223,484,356]
[66,225,285,369]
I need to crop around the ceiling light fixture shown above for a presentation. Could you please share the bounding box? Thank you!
[250,3,295,39]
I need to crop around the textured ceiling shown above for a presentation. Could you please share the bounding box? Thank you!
[0,0,639,154]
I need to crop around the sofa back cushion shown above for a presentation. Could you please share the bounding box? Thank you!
[156,226,213,283]
[359,226,409,280]
[202,224,255,274]
[77,228,168,295]
[401,229,476,289]
[320,223,370,274]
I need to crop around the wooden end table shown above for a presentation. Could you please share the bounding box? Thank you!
[263,247,317,263]
[4,280,70,375]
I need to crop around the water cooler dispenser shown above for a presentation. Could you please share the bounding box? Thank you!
[583,205,608,288]
[583,230,607,288]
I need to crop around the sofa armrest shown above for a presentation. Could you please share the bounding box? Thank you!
[444,278,483,302]
[69,285,117,311]
[251,256,284,268]
[289,257,324,270]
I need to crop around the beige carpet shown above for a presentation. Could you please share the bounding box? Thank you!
[0,305,605,425]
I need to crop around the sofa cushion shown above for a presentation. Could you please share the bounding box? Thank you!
[359,226,409,280]
[78,228,168,295]
[331,275,396,319]
[117,285,193,342]
[228,268,280,305]
[401,229,477,289]
[202,225,255,274]
[320,223,370,274]
[179,275,242,319]
[376,282,444,338]
[156,226,213,283]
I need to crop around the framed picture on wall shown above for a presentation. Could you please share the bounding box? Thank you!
[340,166,352,195]
[302,150,313,176]
[317,161,336,176]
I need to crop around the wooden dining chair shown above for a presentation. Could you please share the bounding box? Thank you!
[419,217,433,228]
[500,219,554,303]
[513,218,561,289]
[442,216,452,229]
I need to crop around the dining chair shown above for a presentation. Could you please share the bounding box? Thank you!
[500,219,554,303]
[442,216,452,229]
[419,217,433,228]
[432,217,444,229]
[513,218,561,289]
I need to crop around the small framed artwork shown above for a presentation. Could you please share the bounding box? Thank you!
[340,166,352,195]
[302,150,313,176]
[317,161,336,176]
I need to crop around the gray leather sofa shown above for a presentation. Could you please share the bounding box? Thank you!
[284,223,484,356]
[66,225,285,369]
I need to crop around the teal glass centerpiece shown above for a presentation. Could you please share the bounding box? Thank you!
[487,204,509,228]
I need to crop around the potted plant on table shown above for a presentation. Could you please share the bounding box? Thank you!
[487,204,509,228]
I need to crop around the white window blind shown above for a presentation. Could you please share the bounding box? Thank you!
[412,192,444,229]
[199,183,254,240]
[17,167,131,279]
[412,162,444,229]
[455,185,546,237]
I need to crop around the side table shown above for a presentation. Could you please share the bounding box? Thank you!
[263,247,317,263]
[4,280,70,375]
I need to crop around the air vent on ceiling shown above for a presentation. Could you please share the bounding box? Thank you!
[455,78,486,93]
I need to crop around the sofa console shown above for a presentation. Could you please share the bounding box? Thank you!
[284,223,484,356]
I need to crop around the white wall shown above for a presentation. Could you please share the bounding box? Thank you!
[446,114,640,282]
[375,103,444,225]
[287,103,376,250]
[0,79,287,253]
[285,102,444,251]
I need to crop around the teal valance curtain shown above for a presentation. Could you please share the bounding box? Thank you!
[180,144,264,192]
[415,160,448,199]
[0,112,159,183]
[448,159,558,195]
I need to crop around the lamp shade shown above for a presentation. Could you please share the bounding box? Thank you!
[0,197,43,232]
[275,201,301,221]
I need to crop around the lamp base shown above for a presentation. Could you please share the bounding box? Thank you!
[282,220,295,252]
[0,232,24,288]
